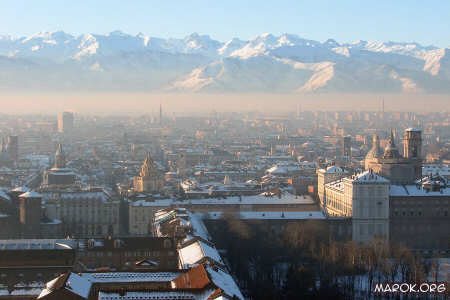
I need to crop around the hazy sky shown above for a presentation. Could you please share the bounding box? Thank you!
[1,1,449,47]
[0,93,448,115]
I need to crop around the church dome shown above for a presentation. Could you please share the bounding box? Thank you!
[366,134,382,159]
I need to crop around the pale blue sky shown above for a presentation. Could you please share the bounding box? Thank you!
[1,0,449,47]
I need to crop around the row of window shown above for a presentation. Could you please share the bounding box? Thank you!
[79,250,165,257]
[393,210,448,217]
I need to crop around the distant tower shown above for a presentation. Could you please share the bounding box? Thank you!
[6,135,18,161]
[0,138,13,168]
[159,103,162,126]
[55,144,66,168]
[404,128,422,159]
[270,144,275,155]
[342,136,351,158]
[404,128,422,180]
[58,112,74,134]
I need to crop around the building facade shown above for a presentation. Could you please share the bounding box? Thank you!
[317,166,347,213]
[323,170,390,243]
[57,111,74,134]
[43,188,120,237]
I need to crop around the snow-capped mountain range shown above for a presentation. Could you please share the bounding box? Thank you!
[0,30,449,93]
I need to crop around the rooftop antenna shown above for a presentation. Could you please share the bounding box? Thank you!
[159,102,162,126]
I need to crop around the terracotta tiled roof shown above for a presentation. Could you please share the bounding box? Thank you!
[207,288,224,300]
[172,265,211,289]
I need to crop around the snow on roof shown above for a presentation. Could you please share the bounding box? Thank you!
[326,180,345,191]
[132,198,173,207]
[423,164,450,176]
[4,287,45,296]
[38,275,63,299]
[65,273,92,299]
[206,211,325,220]
[19,191,42,198]
[12,186,29,193]
[405,128,421,132]
[179,240,223,268]
[81,272,181,283]
[42,191,112,202]
[38,273,92,299]
[320,166,347,174]
[98,291,210,300]
[0,190,10,201]
[184,193,314,205]
[0,239,77,250]
[266,162,315,175]
[390,184,450,197]
[135,193,314,207]
[206,266,244,300]
[188,212,211,242]
[350,170,389,183]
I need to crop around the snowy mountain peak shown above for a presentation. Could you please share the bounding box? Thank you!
[324,39,340,48]
[218,38,247,56]
[106,30,129,37]
[21,30,74,44]
[0,30,448,93]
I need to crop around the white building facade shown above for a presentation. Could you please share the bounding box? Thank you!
[321,170,390,243]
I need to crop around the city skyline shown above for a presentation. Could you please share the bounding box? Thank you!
[0,2,448,299]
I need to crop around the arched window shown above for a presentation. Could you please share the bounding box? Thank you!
[163,239,172,249]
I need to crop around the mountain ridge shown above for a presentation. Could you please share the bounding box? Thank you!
[0,30,448,93]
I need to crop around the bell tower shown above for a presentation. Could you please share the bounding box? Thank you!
[404,128,422,180]
[404,128,422,159]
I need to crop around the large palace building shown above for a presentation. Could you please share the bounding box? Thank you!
[319,128,450,250]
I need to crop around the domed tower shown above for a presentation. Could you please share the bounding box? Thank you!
[42,144,76,186]
[365,134,382,170]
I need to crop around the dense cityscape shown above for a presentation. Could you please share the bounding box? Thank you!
[0,107,447,299]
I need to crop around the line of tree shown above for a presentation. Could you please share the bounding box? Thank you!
[206,215,446,300]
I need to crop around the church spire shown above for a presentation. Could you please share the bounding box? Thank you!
[54,143,66,168]
[389,128,396,147]
[383,129,401,159]
[140,153,157,177]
